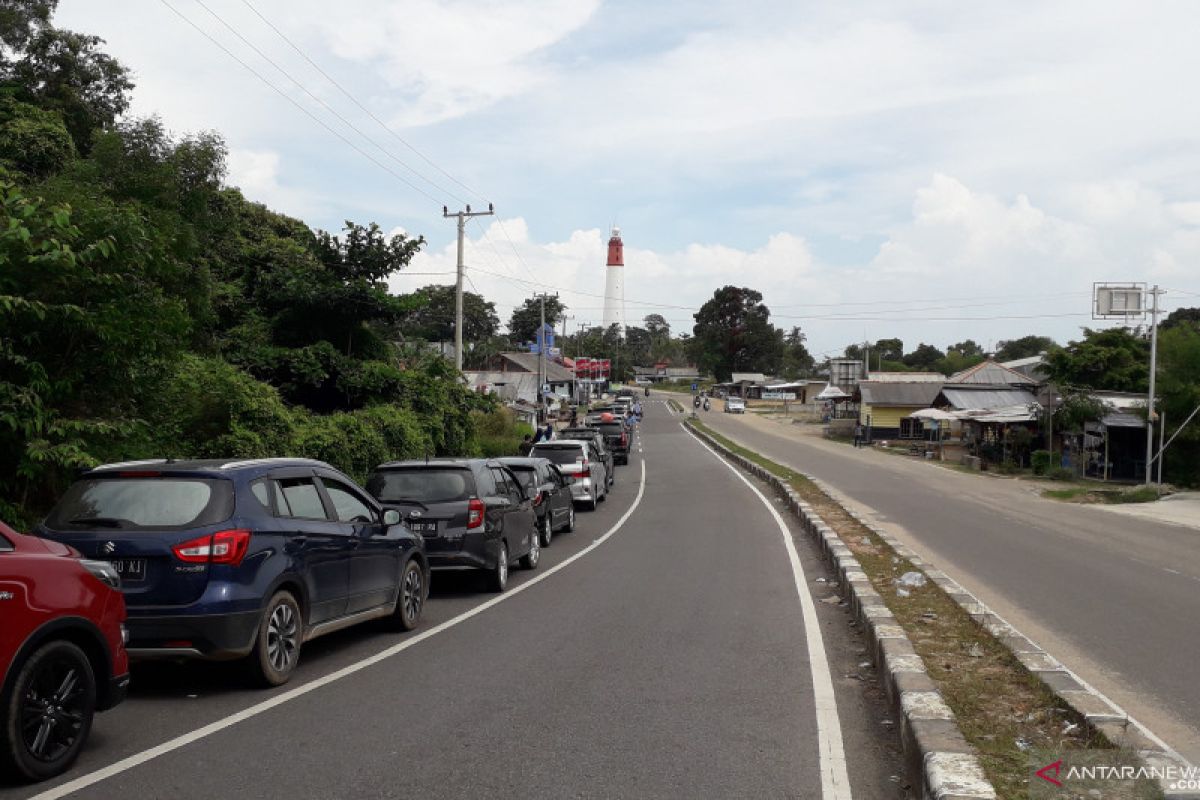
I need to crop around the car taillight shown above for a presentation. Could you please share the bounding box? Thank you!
[572,465,591,478]
[621,432,628,446]
[467,498,485,530]
[173,529,251,566]
[532,491,543,506]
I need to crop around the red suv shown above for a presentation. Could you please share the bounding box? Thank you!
[0,521,129,782]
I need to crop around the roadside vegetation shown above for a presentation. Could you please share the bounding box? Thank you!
[1042,485,1165,504]
[686,419,1159,799]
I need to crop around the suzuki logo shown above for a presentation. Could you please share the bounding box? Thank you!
[408,511,422,519]
[102,541,117,555]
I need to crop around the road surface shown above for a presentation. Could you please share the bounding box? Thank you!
[700,403,1200,765]
[3,403,905,799]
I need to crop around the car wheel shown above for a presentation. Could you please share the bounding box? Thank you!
[562,504,576,532]
[589,497,598,511]
[488,542,509,592]
[521,526,541,570]
[539,514,553,548]
[390,559,425,632]
[0,640,96,782]
[247,590,302,687]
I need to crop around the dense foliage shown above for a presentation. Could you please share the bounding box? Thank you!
[0,6,492,525]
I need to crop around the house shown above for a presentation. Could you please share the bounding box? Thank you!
[466,352,577,403]
[947,359,1039,388]
[632,364,702,383]
[856,382,944,439]
[999,354,1050,383]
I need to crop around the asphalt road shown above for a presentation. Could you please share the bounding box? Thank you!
[4,402,905,799]
[699,403,1200,765]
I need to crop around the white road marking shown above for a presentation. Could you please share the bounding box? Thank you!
[682,424,853,799]
[34,462,649,800]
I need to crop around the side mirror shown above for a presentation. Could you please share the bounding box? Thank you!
[382,509,401,526]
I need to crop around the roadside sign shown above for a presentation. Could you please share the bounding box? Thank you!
[763,391,796,400]
[692,382,698,392]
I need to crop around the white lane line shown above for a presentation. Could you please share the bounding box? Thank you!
[34,462,649,800]
[682,424,853,800]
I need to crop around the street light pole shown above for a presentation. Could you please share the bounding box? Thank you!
[1144,285,1162,486]
[443,203,494,373]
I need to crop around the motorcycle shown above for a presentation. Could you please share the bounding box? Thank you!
[702,397,711,411]
[693,395,702,409]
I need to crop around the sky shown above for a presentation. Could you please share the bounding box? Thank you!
[57,0,1200,360]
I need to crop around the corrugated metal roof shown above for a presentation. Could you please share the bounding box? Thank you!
[858,382,943,407]
[498,352,576,382]
[948,360,1037,385]
[1101,412,1146,428]
[866,371,946,383]
[940,387,1038,410]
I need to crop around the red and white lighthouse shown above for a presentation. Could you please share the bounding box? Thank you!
[602,227,625,335]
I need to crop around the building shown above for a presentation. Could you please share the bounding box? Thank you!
[857,382,945,439]
[465,352,577,405]
[602,227,625,335]
[947,359,1039,388]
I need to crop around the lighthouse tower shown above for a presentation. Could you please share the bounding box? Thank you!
[602,227,625,335]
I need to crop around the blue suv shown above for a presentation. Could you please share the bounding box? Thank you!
[37,458,427,686]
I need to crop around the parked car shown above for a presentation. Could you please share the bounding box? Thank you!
[1,521,129,782]
[725,397,747,414]
[557,427,615,486]
[497,458,576,546]
[366,459,539,593]
[36,458,426,687]
[530,441,609,510]
[590,420,631,465]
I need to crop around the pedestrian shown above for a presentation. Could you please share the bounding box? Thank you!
[543,422,554,442]
[518,434,534,456]
[569,406,578,426]
[853,423,863,448]
[532,427,545,445]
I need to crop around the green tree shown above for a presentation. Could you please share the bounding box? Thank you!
[995,335,1056,361]
[948,339,984,358]
[644,313,670,337]
[1157,324,1200,486]
[781,326,815,379]
[903,343,945,371]
[397,284,499,343]
[873,337,904,362]
[508,295,566,344]
[1162,307,1200,332]
[691,286,782,381]
[1044,328,1147,392]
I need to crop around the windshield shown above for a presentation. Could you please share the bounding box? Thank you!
[531,445,584,465]
[367,468,473,504]
[44,477,233,530]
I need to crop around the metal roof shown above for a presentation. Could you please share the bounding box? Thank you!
[1101,412,1146,429]
[948,360,1038,385]
[730,372,767,383]
[858,382,943,407]
[498,352,576,382]
[865,371,946,383]
[939,386,1038,410]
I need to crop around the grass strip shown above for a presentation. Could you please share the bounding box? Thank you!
[686,419,1153,799]
[1042,485,1164,504]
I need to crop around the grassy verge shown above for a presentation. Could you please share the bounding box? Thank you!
[686,418,1143,799]
[1042,485,1165,504]
[666,398,685,414]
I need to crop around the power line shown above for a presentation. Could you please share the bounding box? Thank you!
[238,0,488,205]
[190,0,461,205]
[158,0,444,204]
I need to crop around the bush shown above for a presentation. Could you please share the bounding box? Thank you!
[293,411,387,483]
[472,408,533,458]
[354,404,432,464]
[1031,450,1052,476]
[1047,466,1076,481]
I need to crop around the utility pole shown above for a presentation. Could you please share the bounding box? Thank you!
[533,292,556,422]
[443,203,494,372]
[1144,285,1162,486]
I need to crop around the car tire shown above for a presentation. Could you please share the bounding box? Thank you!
[247,590,303,687]
[0,640,97,782]
[561,504,576,532]
[538,514,553,548]
[488,542,509,593]
[389,559,425,632]
[520,527,541,570]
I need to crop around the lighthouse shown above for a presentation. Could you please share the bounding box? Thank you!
[602,226,625,335]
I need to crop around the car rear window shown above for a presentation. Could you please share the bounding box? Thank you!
[507,467,537,490]
[44,477,234,531]
[594,423,625,435]
[530,444,584,465]
[367,468,474,503]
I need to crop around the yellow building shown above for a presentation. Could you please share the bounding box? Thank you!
[857,382,944,439]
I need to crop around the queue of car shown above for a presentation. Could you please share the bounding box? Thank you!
[0,402,639,783]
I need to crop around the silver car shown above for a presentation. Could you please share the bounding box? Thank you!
[529,440,609,510]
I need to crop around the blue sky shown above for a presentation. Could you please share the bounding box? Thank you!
[59,0,1200,358]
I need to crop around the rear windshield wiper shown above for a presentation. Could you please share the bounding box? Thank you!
[66,516,127,528]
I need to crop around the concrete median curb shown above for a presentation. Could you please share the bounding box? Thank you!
[687,423,996,800]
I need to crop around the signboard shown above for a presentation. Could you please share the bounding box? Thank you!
[763,391,797,400]
[692,382,698,392]
[1093,282,1146,319]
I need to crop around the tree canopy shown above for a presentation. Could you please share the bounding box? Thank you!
[690,286,782,381]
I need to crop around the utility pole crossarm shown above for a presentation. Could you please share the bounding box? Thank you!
[443,203,495,373]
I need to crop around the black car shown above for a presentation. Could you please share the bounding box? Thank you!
[498,457,576,546]
[590,420,631,465]
[557,427,615,486]
[366,459,539,593]
[36,458,428,686]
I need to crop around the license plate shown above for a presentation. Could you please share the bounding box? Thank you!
[108,558,147,581]
[409,521,439,536]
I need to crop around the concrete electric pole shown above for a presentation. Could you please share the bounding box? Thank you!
[533,292,557,421]
[443,203,494,372]
[1145,284,1162,487]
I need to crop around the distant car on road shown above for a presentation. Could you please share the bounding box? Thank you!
[37,459,426,687]
[725,397,746,414]
[530,441,608,510]
[497,458,576,546]
[1,521,129,782]
[367,459,539,593]
[590,420,631,465]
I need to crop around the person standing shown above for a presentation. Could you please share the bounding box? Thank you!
[542,422,554,442]
[518,434,534,456]
[853,423,864,448]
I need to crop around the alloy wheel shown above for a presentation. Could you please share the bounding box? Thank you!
[402,564,423,623]
[20,655,87,763]
[266,602,299,673]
